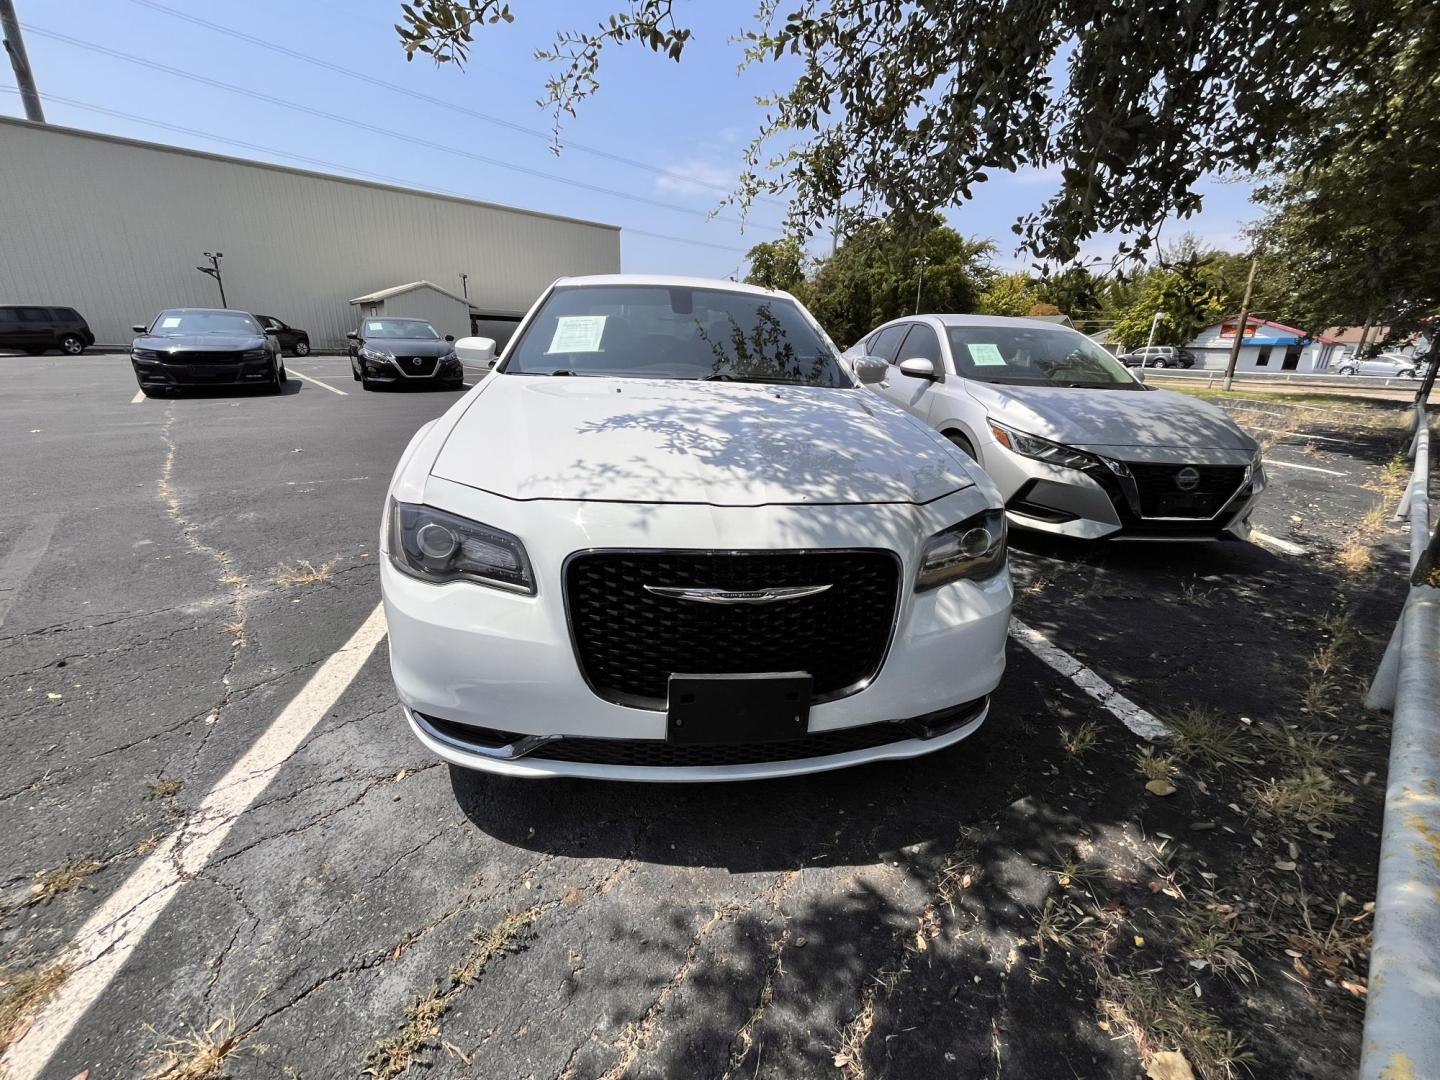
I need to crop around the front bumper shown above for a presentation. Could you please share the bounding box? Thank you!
[132,357,274,387]
[381,479,1013,780]
[978,441,1264,541]
[360,354,463,384]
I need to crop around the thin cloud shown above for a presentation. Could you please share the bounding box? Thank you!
[655,158,736,196]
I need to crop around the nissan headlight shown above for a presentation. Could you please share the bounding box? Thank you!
[988,421,1096,471]
[388,499,535,594]
[361,346,395,362]
[916,509,1007,590]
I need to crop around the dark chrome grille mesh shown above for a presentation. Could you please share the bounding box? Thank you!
[528,722,913,767]
[168,350,243,364]
[1128,464,1246,518]
[565,550,901,708]
[397,355,439,376]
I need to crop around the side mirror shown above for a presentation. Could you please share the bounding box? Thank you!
[487,359,498,369]
[898,357,939,380]
[346,331,358,341]
[131,324,147,334]
[455,336,496,364]
[852,356,888,385]
[444,334,456,343]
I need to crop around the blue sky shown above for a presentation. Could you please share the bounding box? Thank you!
[7,0,1259,277]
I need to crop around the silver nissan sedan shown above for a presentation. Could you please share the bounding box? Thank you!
[844,315,1265,540]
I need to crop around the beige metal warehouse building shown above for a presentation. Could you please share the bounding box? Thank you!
[0,117,621,348]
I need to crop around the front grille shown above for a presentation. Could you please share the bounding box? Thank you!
[565,549,901,709]
[1127,464,1246,519]
[167,350,243,364]
[396,355,438,376]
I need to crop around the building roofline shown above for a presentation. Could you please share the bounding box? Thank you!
[0,115,621,233]
[349,280,471,306]
[1225,314,1337,346]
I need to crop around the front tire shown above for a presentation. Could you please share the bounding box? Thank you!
[59,335,85,356]
[1400,369,1416,379]
[360,367,376,391]
[266,359,285,394]
[1337,365,1357,376]
[1153,358,1171,368]
[945,431,978,460]
[294,340,310,357]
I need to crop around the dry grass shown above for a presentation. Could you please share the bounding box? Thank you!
[1136,747,1177,783]
[1283,893,1372,988]
[363,988,447,1080]
[1335,539,1374,574]
[0,962,70,1053]
[146,777,184,800]
[1252,767,1354,825]
[29,859,102,905]
[274,558,339,588]
[1165,707,1249,768]
[1098,971,1253,1080]
[1060,720,1101,757]
[142,1012,247,1080]
[364,908,538,1078]
[1032,895,1094,957]
[1173,904,1256,983]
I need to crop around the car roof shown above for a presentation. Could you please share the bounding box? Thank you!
[158,307,254,315]
[550,273,793,301]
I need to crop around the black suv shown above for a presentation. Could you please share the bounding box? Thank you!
[255,315,311,356]
[0,305,95,355]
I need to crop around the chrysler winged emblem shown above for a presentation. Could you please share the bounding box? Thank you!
[643,584,832,605]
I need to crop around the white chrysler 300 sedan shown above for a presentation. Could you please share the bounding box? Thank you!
[845,315,1266,541]
[380,275,1014,781]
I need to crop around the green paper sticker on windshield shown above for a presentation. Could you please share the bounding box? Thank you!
[547,315,607,354]
[967,343,1006,365]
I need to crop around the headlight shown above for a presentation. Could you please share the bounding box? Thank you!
[916,509,1007,590]
[361,346,395,362]
[388,499,535,594]
[132,348,161,362]
[988,421,1096,471]
[440,350,459,363]
[241,348,268,360]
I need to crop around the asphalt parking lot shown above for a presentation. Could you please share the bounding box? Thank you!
[0,354,1416,1079]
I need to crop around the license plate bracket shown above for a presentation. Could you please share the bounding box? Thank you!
[666,672,812,745]
[1155,491,1210,517]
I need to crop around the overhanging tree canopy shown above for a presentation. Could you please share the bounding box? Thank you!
[394,0,1437,264]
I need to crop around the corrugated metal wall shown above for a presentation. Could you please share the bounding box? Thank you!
[0,119,621,348]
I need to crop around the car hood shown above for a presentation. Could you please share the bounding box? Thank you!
[364,338,453,356]
[963,383,1257,451]
[134,333,267,351]
[430,375,973,505]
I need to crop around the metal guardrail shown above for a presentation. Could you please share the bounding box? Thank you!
[1360,403,1439,1080]
[1141,368,1422,391]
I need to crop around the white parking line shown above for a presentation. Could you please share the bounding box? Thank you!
[129,389,145,404]
[290,369,348,396]
[1009,618,1170,741]
[0,604,388,1080]
[1264,458,1345,476]
[1252,531,1310,557]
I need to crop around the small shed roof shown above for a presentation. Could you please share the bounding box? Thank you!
[348,280,471,306]
[1025,313,1075,328]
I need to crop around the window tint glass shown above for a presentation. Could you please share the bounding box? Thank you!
[18,307,50,322]
[363,319,439,340]
[896,323,943,366]
[505,285,851,386]
[947,326,1143,389]
[54,308,81,321]
[868,325,908,362]
[150,310,262,335]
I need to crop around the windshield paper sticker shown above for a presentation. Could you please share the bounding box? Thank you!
[160,316,182,329]
[967,343,1006,366]
[548,315,607,353]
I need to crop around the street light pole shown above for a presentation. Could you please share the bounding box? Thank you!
[0,0,45,122]
[1140,311,1165,370]
[459,273,469,300]
[1222,254,1259,391]
[196,251,226,307]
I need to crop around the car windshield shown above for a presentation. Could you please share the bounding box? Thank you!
[151,310,261,336]
[504,284,852,386]
[947,326,1144,389]
[364,319,440,340]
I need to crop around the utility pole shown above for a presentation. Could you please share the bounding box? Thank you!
[1222,253,1259,391]
[1,0,45,122]
[459,272,469,300]
[914,266,925,314]
[195,251,226,307]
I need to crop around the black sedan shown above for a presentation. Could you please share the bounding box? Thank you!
[347,317,462,391]
[130,309,287,396]
[256,314,311,356]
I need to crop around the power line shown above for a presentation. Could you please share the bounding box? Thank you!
[0,85,752,255]
[125,0,789,209]
[20,23,785,236]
